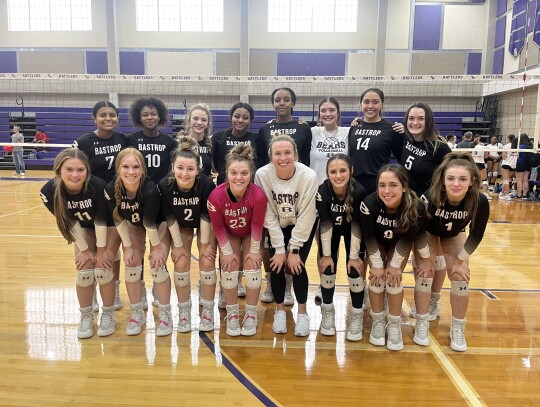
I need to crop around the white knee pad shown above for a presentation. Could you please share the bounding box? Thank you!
[348,276,364,293]
[115,249,121,261]
[174,271,190,287]
[244,269,262,289]
[221,270,239,289]
[125,265,142,283]
[94,268,114,285]
[482,180,488,186]
[493,171,498,177]
[488,172,493,178]
[76,269,95,287]
[503,179,510,185]
[415,277,433,294]
[451,280,469,297]
[435,255,446,271]
[369,281,385,294]
[200,269,217,286]
[320,273,336,289]
[151,266,169,284]
[386,281,403,295]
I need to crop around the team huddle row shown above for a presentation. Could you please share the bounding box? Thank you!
[41,88,490,353]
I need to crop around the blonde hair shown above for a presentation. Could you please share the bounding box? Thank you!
[226,143,256,182]
[267,134,298,162]
[112,148,147,223]
[180,103,212,152]
[52,148,91,243]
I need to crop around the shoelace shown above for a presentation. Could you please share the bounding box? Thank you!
[349,312,362,333]
[451,324,465,342]
[101,311,114,326]
[80,313,93,328]
[416,318,429,337]
[130,309,144,325]
[372,317,386,337]
[386,319,401,341]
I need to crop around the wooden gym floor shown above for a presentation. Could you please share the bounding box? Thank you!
[1,169,539,406]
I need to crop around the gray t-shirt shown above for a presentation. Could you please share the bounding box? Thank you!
[11,133,24,152]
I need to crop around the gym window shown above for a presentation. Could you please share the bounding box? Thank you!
[7,0,92,31]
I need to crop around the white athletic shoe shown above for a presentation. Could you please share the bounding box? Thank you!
[97,306,116,337]
[294,313,310,337]
[126,303,146,336]
[346,307,364,341]
[78,306,94,339]
[483,192,493,201]
[272,310,287,334]
[241,304,258,336]
[284,274,294,306]
[177,301,192,333]
[199,299,214,332]
[450,317,467,352]
[261,272,274,303]
[152,283,160,307]
[225,304,241,336]
[386,314,404,351]
[428,292,441,321]
[320,303,336,336]
[408,304,417,318]
[237,271,246,297]
[314,286,322,304]
[114,280,122,310]
[369,310,386,346]
[413,313,430,347]
[156,304,173,337]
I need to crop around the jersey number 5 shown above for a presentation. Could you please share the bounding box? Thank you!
[404,155,415,170]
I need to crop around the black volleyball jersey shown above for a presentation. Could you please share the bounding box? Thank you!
[258,120,312,167]
[158,174,215,229]
[126,130,178,184]
[197,139,213,178]
[73,131,128,183]
[401,136,452,196]
[316,179,366,236]
[348,120,404,178]
[423,192,490,256]
[359,192,427,248]
[212,129,260,185]
[40,175,108,229]
[104,177,161,228]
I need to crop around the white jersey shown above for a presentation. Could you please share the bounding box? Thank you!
[254,162,318,254]
[472,143,486,164]
[309,126,349,184]
[501,142,518,168]
[487,142,504,158]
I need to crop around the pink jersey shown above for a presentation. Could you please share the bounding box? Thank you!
[207,183,267,249]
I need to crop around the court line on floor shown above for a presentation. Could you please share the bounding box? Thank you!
[0,204,43,218]
[0,233,62,238]
[402,301,485,407]
[200,331,281,407]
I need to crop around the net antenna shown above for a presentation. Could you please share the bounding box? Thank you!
[16,96,25,117]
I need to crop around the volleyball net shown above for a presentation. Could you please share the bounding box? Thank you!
[1,73,540,153]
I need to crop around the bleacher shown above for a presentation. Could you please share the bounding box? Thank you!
[0,107,488,170]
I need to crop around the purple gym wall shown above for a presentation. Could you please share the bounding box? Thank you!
[413,5,443,50]
[119,51,145,75]
[467,53,482,74]
[493,48,504,74]
[497,0,508,17]
[495,17,506,48]
[86,51,108,74]
[0,51,17,73]
[277,53,346,76]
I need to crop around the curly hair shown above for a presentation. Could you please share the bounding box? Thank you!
[128,96,169,128]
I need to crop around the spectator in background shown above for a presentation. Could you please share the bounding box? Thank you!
[11,125,26,177]
[446,134,457,150]
[32,129,49,152]
[456,132,474,149]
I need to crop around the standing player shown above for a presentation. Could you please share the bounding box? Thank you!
[257,88,312,305]
[73,101,128,311]
[255,135,318,337]
[310,97,349,185]
[207,144,267,336]
[104,148,171,336]
[127,96,178,307]
[316,154,366,340]
[486,136,503,191]
[158,136,217,333]
[472,135,491,200]
[359,164,430,351]
[179,103,213,178]
[348,88,404,195]
[423,152,489,351]
[499,135,517,200]
[400,102,451,196]
[40,148,116,338]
